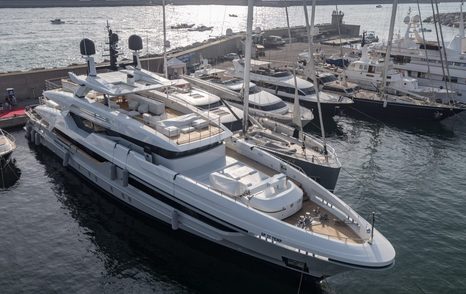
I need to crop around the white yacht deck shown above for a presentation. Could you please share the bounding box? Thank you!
[284,200,364,244]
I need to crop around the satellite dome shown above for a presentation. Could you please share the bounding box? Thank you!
[412,15,421,23]
[80,38,96,56]
[128,35,143,51]
[403,16,410,24]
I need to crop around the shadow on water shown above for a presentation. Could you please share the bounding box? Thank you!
[304,116,344,138]
[0,159,21,189]
[336,111,460,141]
[30,143,327,294]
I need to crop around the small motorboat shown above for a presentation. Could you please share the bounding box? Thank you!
[0,88,27,129]
[51,19,65,24]
[0,129,15,169]
[376,5,383,8]
[421,27,432,32]
[229,14,238,17]
[170,23,195,29]
[188,25,214,32]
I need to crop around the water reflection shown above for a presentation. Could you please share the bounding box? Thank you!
[0,159,21,189]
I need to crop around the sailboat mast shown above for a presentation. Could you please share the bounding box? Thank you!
[284,5,303,131]
[162,0,168,79]
[381,0,399,95]
[461,1,465,38]
[242,0,254,134]
[304,0,327,151]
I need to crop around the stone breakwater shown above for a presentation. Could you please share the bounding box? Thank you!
[423,12,466,28]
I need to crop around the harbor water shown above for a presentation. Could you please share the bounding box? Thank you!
[1,3,466,294]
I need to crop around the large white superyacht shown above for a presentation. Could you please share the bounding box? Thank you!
[25,37,395,279]
[370,7,466,103]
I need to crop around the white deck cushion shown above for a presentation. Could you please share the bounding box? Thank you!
[210,172,248,197]
[157,125,180,137]
[128,110,140,117]
[192,118,209,130]
[128,100,139,110]
[143,113,152,123]
[138,103,149,114]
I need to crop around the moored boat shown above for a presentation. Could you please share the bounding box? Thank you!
[0,129,15,168]
[25,36,395,279]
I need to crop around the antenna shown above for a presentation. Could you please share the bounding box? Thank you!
[106,21,120,71]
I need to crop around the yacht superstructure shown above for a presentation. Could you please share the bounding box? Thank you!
[25,37,395,279]
[370,8,466,103]
[345,45,450,101]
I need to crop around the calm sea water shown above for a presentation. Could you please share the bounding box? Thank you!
[0,3,462,72]
[1,3,466,294]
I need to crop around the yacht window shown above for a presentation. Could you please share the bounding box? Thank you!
[299,87,316,96]
[71,113,106,133]
[198,101,223,110]
[443,76,458,83]
[318,75,337,84]
[271,71,291,78]
[359,64,363,70]
[223,119,243,132]
[249,86,261,94]
[324,86,343,93]
[259,82,275,90]
[368,65,375,73]
[277,86,294,94]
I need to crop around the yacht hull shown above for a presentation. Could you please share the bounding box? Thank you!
[278,96,344,118]
[347,98,464,121]
[25,117,375,280]
[261,147,340,192]
[0,151,13,168]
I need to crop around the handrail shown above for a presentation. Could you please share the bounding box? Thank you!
[0,129,16,151]
[45,79,63,91]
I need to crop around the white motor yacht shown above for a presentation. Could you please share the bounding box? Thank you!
[25,37,395,279]
[232,59,353,118]
[0,129,15,168]
[193,66,313,127]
